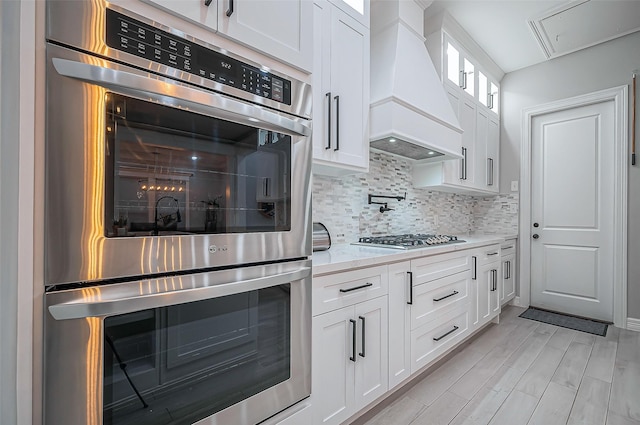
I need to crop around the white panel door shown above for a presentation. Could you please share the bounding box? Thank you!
[387,262,411,390]
[143,0,217,29]
[329,6,369,169]
[312,307,355,425]
[530,100,615,321]
[353,296,388,410]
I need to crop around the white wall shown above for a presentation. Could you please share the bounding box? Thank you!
[500,31,640,318]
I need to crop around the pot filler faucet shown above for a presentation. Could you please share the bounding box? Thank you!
[368,192,406,213]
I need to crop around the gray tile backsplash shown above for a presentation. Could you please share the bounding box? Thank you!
[312,150,518,243]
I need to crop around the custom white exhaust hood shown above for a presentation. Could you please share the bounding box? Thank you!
[370,0,463,161]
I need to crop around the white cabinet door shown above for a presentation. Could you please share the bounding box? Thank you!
[312,307,356,425]
[475,107,489,191]
[387,262,411,390]
[502,253,516,305]
[477,261,492,326]
[312,0,333,164]
[354,296,388,409]
[490,264,500,317]
[312,1,369,175]
[217,0,313,71]
[486,116,499,193]
[143,0,218,29]
[477,260,500,329]
[328,5,369,169]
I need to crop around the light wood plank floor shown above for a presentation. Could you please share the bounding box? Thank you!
[357,305,640,425]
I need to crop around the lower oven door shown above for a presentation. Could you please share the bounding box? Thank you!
[44,259,311,425]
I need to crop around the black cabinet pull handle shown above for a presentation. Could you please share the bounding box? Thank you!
[460,147,466,180]
[487,252,499,256]
[340,282,373,293]
[508,261,511,280]
[349,319,356,362]
[226,0,234,17]
[472,256,477,280]
[325,92,332,150]
[204,0,213,6]
[433,291,459,302]
[334,95,340,151]
[359,316,366,358]
[407,271,413,305]
[433,325,459,342]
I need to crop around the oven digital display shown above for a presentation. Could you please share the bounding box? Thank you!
[105,8,292,105]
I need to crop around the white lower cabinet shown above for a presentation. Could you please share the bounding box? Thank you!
[312,296,388,425]
[313,241,507,424]
[387,262,411,390]
[501,239,517,305]
[411,305,469,374]
[472,244,501,331]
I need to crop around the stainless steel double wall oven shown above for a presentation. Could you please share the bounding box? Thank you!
[44,2,312,424]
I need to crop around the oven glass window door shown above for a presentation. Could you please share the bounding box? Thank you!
[105,93,292,237]
[103,283,291,425]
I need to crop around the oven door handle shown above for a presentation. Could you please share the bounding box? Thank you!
[51,57,311,137]
[48,267,311,320]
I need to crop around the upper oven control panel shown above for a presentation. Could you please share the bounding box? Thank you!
[105,9,292,105]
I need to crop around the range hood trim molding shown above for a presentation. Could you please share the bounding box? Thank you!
[370,101,464,162]
[370,95,463,134]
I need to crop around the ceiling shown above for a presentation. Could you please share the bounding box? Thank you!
[425,0,640,74]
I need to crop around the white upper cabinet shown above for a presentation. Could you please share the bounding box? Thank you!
[312,0,370,176]
[218,0,313,71]
[443,37,499,116]
[144,0,218,28]
[143,0,313,72]
[415,25,501,195]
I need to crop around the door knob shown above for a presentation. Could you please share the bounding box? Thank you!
[533,223,539,228]
[532,234,539,239]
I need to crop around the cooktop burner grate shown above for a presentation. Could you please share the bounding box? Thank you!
[352,234,465,250]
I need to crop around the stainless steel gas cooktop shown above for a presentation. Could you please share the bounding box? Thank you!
[352,234,465,250]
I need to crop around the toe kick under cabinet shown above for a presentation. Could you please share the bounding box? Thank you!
[312,241,504,424]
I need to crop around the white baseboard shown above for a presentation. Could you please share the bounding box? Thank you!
[511,296,527,308]
[627,318,640,332]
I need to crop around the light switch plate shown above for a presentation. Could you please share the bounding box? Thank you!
[510,180,519,192]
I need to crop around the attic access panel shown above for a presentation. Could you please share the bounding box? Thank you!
[528,0,640,59]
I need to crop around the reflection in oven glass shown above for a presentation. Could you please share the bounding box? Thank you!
[105,93,292,237]
[103,284,291,425]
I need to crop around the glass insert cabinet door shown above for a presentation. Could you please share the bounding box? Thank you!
[105,93,292,237]
[103,284,291,425]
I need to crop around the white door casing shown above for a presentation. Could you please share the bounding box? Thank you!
[520,86,628,327]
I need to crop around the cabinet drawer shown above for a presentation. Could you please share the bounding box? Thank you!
[475,244,501,265]
[411,251,471,285]
[313,266,388,316]
[411,270,470,330]
[411,306,469,374]
[501,240,516,257]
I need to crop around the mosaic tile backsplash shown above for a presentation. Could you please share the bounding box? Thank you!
[312,150,518,243]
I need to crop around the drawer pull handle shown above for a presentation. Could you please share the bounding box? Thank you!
[433,325,459,342]
[472,256,477,280]
[407,271,413,305]
[349,319,357,362]
[503,245,514,250]
[433,291,459,302]
[487,252,499,256]
[340,283,373,293]
[359,316,366,358]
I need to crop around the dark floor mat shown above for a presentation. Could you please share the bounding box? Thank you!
[519,307,608,336]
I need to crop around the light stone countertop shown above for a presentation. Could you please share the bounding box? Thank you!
[312,234,517,276]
